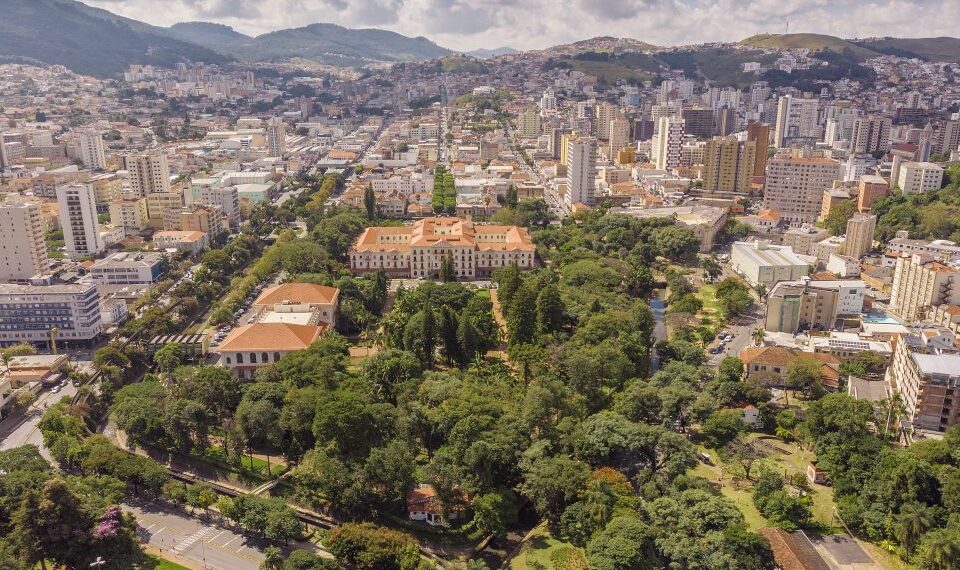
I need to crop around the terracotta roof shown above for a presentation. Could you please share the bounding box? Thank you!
[254,283,339,307]
[758,528,831,570]
[758,208,781,222]
[216,323,324,352]
[740,346,795,367]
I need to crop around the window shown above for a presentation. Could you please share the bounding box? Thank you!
[250,353,257,364]
[274,352,281,362]
[236,353,243,364]
[262,352,269,363]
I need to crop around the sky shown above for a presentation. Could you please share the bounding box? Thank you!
[85,0,960,52]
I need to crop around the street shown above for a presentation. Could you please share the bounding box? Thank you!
[127,500,268,570]
[0,381,79,459]
[707,305,762,366]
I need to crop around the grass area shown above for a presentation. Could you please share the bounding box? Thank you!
[570,60,653,84]
[148,554,193,570]
[510,523,582,570]
[693,434,841,533]
[697,284,722,317]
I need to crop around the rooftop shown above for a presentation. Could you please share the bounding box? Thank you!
[254,283,339,307]
[216,323,324,352]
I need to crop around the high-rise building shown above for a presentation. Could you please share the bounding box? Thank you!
[680,107,715,139]
[548,127,571,159]
[651,117,684,171]
[843,213,877,260]
[565,137,597,209]
[56,183,104,259]
[518,107,542,138]
[594,103,618,140]
[608,118,631,158]
[890,253,960,321]
[774,95,819,147]
[939,119,960,156]
[540,88,557,113]
[77,130,106,170]
[857,175,890,212]
[891,338,960,434]
[0,200,49,281]
[702,137,757,194]
[898,161,945,194]
[0,283,102,344]
[746,121,771,177]
[763,156,841,223]
[850,117,891,155]
[266,118,286,158]
[126,150,171,196]
[714,107,737,136]
[0,127,8,170]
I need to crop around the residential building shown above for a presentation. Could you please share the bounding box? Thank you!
[680,107,715,139]
[90,252,166,285]
[253,283,340,328]
[651,117,684,170]
[890,337,960,434]
[746,121,771,177]
[844,213,877,260]
[146,192,183,230]
[350,217,535,279]
[890,253,960,321]
[0,200,49,282]
[179,205,226,239]
[518,107,541,138]
[819,188,851,222]
[764,156,841,223]
[77,130,106,170]
[216,323,323,380]
[939,119,960,156]
[594,103,618,140]
[566,136,597,208]
[0,282,101,345]
[702,137,757,194]
[885,231,960,263]
[765,278,865,333]
[108,196,149,234]
[740,346,840,389]
[608,118,631,158]
[774,96,819,147]
[126,151,171,196]
[266,118,286,158]
[153,230,209,254]
[857,175,890,212]
[897,161,944,194]
[56,183,104,259]
[850,117,891,154]
[730,240,810,288]
[810,235,847,264]
[783,225,830,256]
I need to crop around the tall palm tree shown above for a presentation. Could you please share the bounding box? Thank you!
[921,530,960,570]
[896,502,933,552]
[751,327,766,347]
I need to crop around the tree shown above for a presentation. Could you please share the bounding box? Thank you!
[786,357,824,398]
[261,546,285,570]
[326,523,420,570]
[751,327,765,346]
[472,490,519,539]
[915,528,960,570]
[363,349,422,404]
[896,502,934,552]
[0,342,36,365]
[12,479,94,569]
[586,516,661,570]
[507,282,537,346]
[494,263,522,310]
[364,185,376,221]
[701,255,722,282]
[457,308,482,367]
[440,252,456,282]
[283,550,343,570]
[701,409,745,449]
[535,284,565,335]
[154,342,184,374]
[520,456,590,525]
[421,300,437,368]
[506,185,518,208]
[723,437,766,480]
[824,199,857,236]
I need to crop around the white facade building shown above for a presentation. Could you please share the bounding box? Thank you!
[0,201,49,282]
[56,183,104,260]
[897,161,944,194]
[77,130,106,170]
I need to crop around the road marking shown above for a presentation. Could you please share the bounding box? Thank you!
[173,527,214,554]
[208,530,225,543]
[236,543,246,553]
[143,523,156,531]
[222,535,239,548]
[152,526,167,537]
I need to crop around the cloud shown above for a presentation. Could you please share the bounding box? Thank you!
[81,0,960,52]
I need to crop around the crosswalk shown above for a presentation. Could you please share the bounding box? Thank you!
[173,527,215,553]
[133,508,263,567]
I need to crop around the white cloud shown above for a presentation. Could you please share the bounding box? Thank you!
[84,0,960,52]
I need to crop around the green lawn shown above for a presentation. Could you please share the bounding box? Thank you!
[148,554,193,570]
[510,523,584,570]
[697,284,722,315]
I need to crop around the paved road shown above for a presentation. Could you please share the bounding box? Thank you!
[707,305,762,366]
[127,500,267,570]
[0,382,79,459]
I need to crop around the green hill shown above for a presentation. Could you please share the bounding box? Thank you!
[740,33,880,60]
[853,37,960,62]
[0,0,231,76]
[175,22,451,67]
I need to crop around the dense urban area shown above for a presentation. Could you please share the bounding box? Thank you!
[2,6,960,570]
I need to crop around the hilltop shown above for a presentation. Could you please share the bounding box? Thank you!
[740,33,880,60]
[853,36,960,62]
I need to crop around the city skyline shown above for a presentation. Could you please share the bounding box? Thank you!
[84,0,960,52]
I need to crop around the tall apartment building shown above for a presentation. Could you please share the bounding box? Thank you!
[266,118,286,158]
[850,117,891,154]
[77,130,106,170]
[56,183,104,259]
[763,156,841,223]
[843,213,877,260]
[109,196,149,234]
[0,201,49,282]
[857,174,890,212]
[566,136,597,209]
[897,161,944,194]
[680,107,714,139]
[774,95,819,147]
[594,103,618,139]
[350,217,535,279]
[702,137,757,193]
[938,120,960,156]
[746,121,771,177]
[890,338,960,434]
[518,107,542,138]
[651,117,684,171]
[548,127,572,159]
[0,282,102,345]
[608,118,631,158]
[126,151,171,196]
[890,253,960,321]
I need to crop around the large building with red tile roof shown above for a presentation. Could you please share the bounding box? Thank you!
[254,283,339,328]
[350,217,535,279]
[215,322,325,380]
